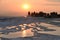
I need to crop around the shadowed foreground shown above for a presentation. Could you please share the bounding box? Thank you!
[0,33,60,40]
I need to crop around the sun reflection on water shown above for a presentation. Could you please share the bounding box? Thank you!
[22,30,26,37]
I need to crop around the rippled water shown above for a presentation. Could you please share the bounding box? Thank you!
[0,17,60,38]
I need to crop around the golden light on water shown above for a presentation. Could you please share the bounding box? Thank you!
[24,16,27,18]
[22,30,26,37]
[16,28,19,30]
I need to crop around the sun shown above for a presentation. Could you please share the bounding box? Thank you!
[22,4,30,10]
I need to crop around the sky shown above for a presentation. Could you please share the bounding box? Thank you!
[0,0,60,17]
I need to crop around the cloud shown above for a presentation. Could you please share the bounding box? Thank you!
[45,3,60,6]
[45,0,60,6]
[47,0,60,2]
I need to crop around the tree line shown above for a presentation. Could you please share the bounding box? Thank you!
[27,11,60,18]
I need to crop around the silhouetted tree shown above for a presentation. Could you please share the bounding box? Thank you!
[50,12,58,18]
[30,11,36,17]
[39,11,46,17]
[45,13,51,18]
[28,11,30,16]
[27,11,60,18]
[35,13,39,17]
[57,14,60,18]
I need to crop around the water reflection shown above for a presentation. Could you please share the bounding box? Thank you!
[23,24,27,26]
[16,28,19,30]
[0,22,57,38]
[22,30,26,37]
[20,28,34,37]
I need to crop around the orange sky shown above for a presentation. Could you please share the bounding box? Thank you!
[0,0,60,16]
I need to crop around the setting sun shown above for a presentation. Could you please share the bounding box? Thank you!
[22,4,30,10]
